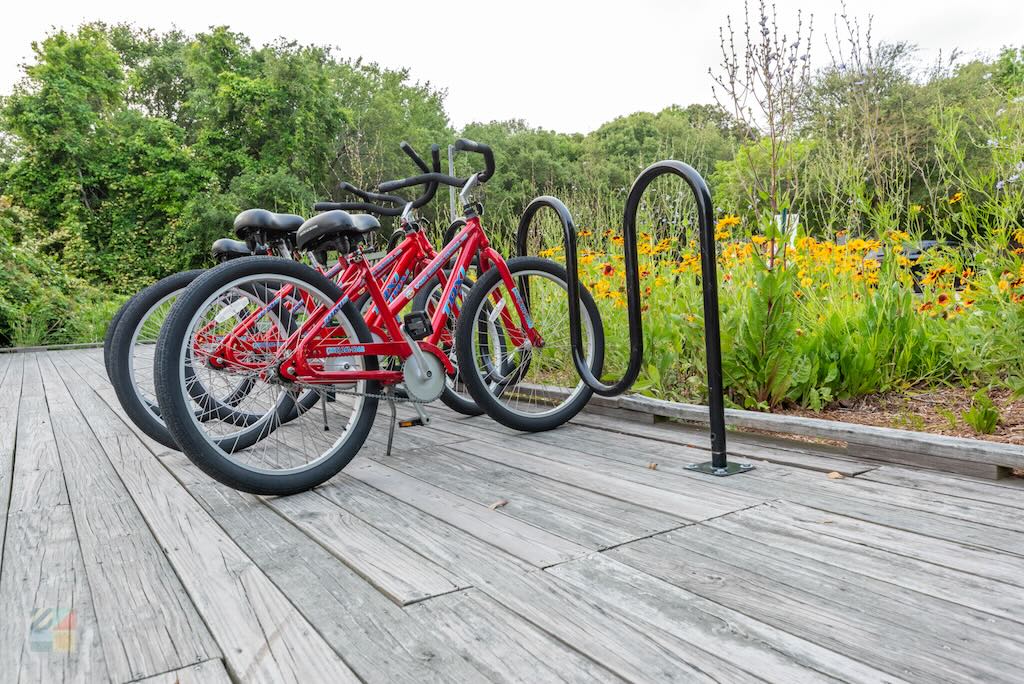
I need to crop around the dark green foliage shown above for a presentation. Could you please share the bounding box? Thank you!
[0,24,450,290]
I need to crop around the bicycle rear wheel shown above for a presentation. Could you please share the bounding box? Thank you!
[104,294,135,381]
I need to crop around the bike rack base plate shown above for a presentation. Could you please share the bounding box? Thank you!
[686,461,755,476]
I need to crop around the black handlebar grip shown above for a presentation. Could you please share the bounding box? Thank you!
[454,138,495,182]
[400,141,431,173]
[378,172,468,193]
[313,201,402,216]
[431,144,441,172]
[336,181,409,205]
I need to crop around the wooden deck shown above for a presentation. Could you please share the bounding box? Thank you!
[2,348,1023,683]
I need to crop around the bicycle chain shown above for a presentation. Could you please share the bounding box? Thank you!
[297,384,433,405]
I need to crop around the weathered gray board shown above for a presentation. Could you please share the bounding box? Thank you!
[527,383,1024,478]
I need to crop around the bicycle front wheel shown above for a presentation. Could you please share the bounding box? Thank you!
[455,256,604,432]
[154,257,379,495]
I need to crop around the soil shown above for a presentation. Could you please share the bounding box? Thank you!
[780,385,1024,445]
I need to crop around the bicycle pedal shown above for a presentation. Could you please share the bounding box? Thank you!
[402,311,433,341]
[398,418,425,428]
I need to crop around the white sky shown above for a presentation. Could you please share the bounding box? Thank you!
[1,0,1021,133]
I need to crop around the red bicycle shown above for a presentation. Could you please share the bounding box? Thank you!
[153,140,605,494]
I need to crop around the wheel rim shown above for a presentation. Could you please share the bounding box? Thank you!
[174,273,369,475]
[467,269,595,418]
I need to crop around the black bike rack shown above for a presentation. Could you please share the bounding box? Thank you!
[516,160,752,476]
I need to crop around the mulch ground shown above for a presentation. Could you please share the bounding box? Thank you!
[780,385,1024,444]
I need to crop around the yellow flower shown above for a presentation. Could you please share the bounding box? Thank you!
[538,245,562,258]
[714,229,731,241]
[909,204,923,215]
[948,192,964,205]
[999,279,1010,292]
[716,215,741,231]
[578,230,592,237]
[800,276,813,288]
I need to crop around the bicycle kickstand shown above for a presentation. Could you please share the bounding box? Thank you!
[385,390,398,457]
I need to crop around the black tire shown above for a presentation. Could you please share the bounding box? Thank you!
[386,230,404,253]
[108,270,206,450]
[412,273,483,416]
[454,256,604,432]
[109,271,311,450]
[103,294,136,381]
[154,256,379,495]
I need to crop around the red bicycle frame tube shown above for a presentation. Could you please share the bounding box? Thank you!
[211,216,543,385]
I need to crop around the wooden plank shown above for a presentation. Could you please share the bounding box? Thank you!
[760,500,1024,588]
[132,659,232,684]
[266,491,468,605]
[548,553,908,684]
[346,457,591,567]
[425,412,826,508]
[51,354,361,683]
[0,355,108,682]
[0,354,24,565]
[537,439,1024,557]
[618,392,1024,469]
[751,479,1024,556]
[404,589,623,682]
[311,473,539,581]
[860,465,1024,509]
[376,444,686,549]
[307,469,752,681]
[41,354,219,682]
[60,351,174,457]
[747,462,1024,534]
[470,562,757,682]
[855,443,1011,479]
[448,438,766,520]
[0,342,105,354]
[610,525,1024,682]
[570,411,877,476]
[160,452,540,684]
[707,500,1024,624]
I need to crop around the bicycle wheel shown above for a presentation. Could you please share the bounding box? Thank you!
[108,270,205,449]
[412,273,483,416]
[154,257,379,495]
[455,256,604,432]
[103,294,135,381]
[109,270,313,450]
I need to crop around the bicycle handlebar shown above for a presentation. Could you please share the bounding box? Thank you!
[312,200,404,216]
[454,138,495,182]
[377,172,470,193]
[337,181,407,206]
[315,140,491,214]
[319,143,445,216]
[401,141,431,173]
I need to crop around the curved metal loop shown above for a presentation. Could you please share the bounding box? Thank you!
[516,160,728,463]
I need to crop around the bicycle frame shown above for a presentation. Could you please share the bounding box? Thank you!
[204,215,542,386]
[196,228,434,362]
